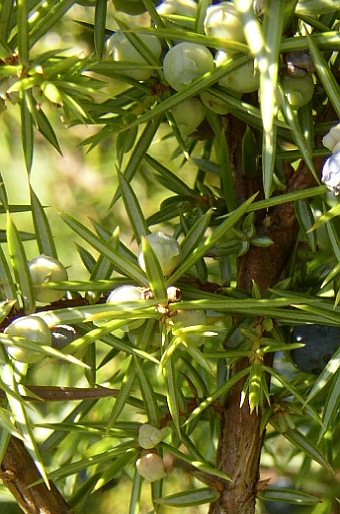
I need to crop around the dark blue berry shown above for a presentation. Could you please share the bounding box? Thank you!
[291,324,340,374]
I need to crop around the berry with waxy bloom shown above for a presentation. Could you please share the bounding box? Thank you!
[200,90,231,115]
[156,0,198,16]
[204,2,245,42]
[138,231,181,276]
[107,32,162,81]
[173,309,207,346]
[136,452,166,481]
[163,42,214,91]
[51,325,78,349]
[321,150,340,195]
[215,50,259,94]
[280,73,314,109]
[291,324,340,374]
[138,423,163,449]
[112,0,154,15]
[171,98,206,136]
[107,285,142,304]
[4,315,52,363]
[106,285,145,331]
[322,122,340,153]
[28,254,68,303]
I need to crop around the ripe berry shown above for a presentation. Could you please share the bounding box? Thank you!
[163,42,214,91]
[107,32,162,81]
[28,254,68,303]
[138,231,181,276]
[4,315,52,363]
[51,325,78,349]
[291,324,340,374]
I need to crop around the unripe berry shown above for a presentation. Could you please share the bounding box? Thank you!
[138,231,181,276]
[171,98,206,136]
[200,90,231,115]
[106,285,145,331]
[156,0,198,16]
[112,0,150,15]
[138,423,163,449]
[0,77,20,105]
[28,254,68,303]
[136,452,166,481]
[204,2,246,43]
[107,285,142,304]
[107,32,162,81]
[281,73,314,109]
[215,50,259,94]
[163,42,214,91]
[173,309,207,346]
[4,315,52,363]
[76,0,97,5]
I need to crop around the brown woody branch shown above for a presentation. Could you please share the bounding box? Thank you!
[209,112,325,513]
[1,436,71,514]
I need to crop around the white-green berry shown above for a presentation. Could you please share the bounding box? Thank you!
[200,90,231,115]
[4,315,52,363]
[138,423,163,449]
[106,285,145,331]
[171,98,206,136]
[173,309,207,346]
[107,32,162,81]
[281,74,314,109]
[112,0,148,16]
[322,122,340,153]
[107,285,142,304]
[204,2,245,42]
[156,0,198,16]
[215,50,259,94]
[28,254,68,303]
[138,231,181,276]
[163,42,214,91]
[136,452,166,481]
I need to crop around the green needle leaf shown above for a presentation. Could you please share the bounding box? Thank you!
[6,212,35,313]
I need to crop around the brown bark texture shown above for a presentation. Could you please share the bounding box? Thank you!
[208,115,324,513]
[0,386,119,512]
[1,436,71,514]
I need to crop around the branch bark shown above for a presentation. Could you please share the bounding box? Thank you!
[208,114,324,513]
[1,436,71,514]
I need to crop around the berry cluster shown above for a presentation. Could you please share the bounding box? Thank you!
[1,232,207,364]
[107,1,316,138]
[2,255,69,363]
[97,231,207,343]
[136,423,166,482]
